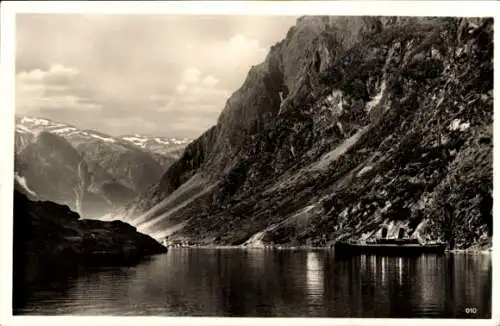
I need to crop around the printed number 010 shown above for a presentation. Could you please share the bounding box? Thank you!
[465,307,478,314]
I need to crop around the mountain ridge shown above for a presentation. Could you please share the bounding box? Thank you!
[86,17,495,249]
[15,115,192,155]
[14,114,192,218]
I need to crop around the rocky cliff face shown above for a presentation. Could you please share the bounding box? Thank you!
[14,116,189,218]
[15,131,133,218]
[13,189,167,308]
[115,16,493,250]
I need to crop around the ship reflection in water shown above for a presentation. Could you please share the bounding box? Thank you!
[15,249,491,318]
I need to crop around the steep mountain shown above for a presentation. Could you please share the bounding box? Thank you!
[13,188,167,308]
[15,116,185,171]
[16,131,119,217]
[110,16,493,250]
[120,134,191,157]
[14,116,190,217]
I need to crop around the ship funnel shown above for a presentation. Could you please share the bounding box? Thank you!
[398,228,405,239]
[381,227,388,239]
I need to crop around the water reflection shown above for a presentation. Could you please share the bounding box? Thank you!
[15,249,492,318]
[396,258,401,285]
[306,251,324,296]
[381,256,387,287]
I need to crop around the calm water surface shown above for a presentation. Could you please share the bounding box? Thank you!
[15,249,492,318]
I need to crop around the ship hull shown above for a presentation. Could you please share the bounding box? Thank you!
[334,242,446,257]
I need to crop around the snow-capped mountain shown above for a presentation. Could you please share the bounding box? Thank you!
[15,115,190,158]
[15,116,119,153]
[121,134,191,148]
[13,115,191,218]
[120,134,191,156]
[16,116,124,145]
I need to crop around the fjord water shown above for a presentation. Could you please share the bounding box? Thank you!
[15,249,491,318]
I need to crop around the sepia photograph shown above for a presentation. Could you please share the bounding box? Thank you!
[0,1,497,324]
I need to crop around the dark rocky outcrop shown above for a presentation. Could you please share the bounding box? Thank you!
[13,189,167,308]
[113,17,493,250]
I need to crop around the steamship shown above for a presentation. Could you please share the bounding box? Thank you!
[334,226,447,256]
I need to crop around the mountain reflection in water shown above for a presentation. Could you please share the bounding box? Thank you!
[14,249,491,318]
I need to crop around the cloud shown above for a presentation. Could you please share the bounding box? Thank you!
[149,94,173,103]
[15,15,298,138]
[165,115,217,135]
[106,116,158,130]
[176,84,188,94]
[222,33,268,72]
[16,64,102,113]
[151,96,176,113]
[17,69,46,83]
[202,75,219,87]
[168,85,230,114]
[181,85,229,106]
[184,34,268,87]
[17,64,80,85]
[181,67,202,85]
[173,68,227,115]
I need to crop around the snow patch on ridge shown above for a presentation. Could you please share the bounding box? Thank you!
[15,172,37,197]
[90,134,116,143]
[366,80,386,113]
[449,119,470,132]
[51,127,77,134]
[16,125,33,134]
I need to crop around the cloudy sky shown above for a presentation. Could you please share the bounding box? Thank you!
[16,14,298,138]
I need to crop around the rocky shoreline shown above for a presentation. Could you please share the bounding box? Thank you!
[13,189,168,306]
[161,243,492,253]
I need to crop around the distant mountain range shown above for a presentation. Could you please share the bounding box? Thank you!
[15,116,191,157]
[14,115,192,219]
[121,134,191,155]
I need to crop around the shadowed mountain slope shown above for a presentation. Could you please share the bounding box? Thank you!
[14,116,191,218]
[109,17,493,250]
